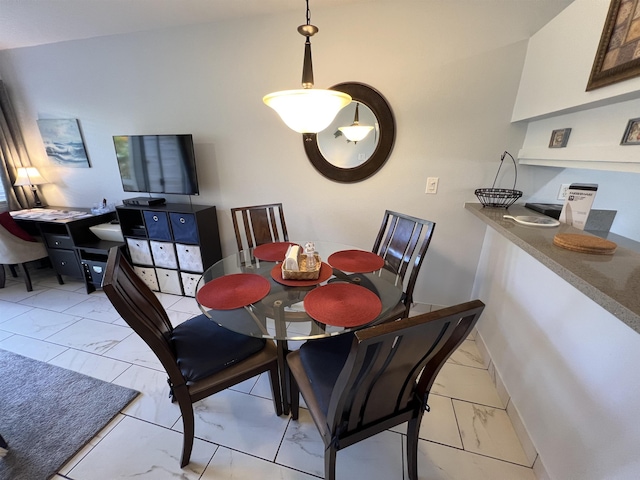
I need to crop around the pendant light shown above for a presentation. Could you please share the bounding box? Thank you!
[338,103,374,143]
[263,0,352,134]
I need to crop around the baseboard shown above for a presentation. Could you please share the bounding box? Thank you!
[475,331,539,469]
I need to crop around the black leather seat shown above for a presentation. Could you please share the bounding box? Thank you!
[287,300,485,480]
[102,247,282,467]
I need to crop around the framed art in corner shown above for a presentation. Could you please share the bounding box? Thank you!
[586,0,640,91]
[36,118,90,167]
[621,117,640,145]
[549,128,571,148]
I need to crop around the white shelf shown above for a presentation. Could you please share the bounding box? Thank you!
[518,147,640,173]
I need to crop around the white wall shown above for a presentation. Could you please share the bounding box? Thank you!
[512,0,640,121]
[0,1,571,307]
[511,0,640,241]
[473,226,640,480]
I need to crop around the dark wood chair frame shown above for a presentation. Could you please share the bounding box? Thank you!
[102,247,282,467]
[231,203,288,253]
[372,210,435,322]
[287,300,485,480]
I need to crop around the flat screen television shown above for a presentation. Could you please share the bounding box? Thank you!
[113,134,199,195]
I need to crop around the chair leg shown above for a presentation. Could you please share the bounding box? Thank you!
[174,386,195,468]
[0,265,5,288]
[324,445,337,480]
[268,362,284,416]
[20,263,33,292]
[8,264,18,278]
[406,414,421,480]
[55,272,64,285]
[289,367,299,420]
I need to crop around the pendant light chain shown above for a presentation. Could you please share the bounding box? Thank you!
[306,0,311,26]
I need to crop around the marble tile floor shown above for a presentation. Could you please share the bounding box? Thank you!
[0,266,537,480]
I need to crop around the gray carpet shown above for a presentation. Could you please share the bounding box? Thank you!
[0,349,138,480]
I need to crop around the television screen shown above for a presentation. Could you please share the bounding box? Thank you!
[113,134,199,195]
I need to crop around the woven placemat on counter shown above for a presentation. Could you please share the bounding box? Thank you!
[553,233,617,255]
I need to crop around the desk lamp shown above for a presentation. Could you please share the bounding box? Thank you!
[14,167,47,207]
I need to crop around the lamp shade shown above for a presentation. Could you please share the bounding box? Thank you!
[14,167,47,186]
[263,89,352,134]
[338,103,374,142]
[339,124,375,143]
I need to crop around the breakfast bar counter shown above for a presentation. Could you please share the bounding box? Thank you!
[465,202,640,334]
[465,202,640,480]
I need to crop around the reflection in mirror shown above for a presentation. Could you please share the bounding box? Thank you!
[318,102,378,168]
[303,82,395,183]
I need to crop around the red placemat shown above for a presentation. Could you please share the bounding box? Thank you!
[303,283,382,327]
[196,273,271,310]
[253,242,298,262]
[270,262,333,287]
[327,250,385,273]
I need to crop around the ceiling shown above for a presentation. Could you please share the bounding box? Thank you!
[0,0,379,51]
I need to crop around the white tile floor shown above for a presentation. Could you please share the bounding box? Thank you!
[0,266,538,480]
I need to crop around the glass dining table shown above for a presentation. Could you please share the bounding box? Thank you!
[195,240,404,412]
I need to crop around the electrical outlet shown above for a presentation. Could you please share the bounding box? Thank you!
[426,177,439,194]
[558,183,571,201]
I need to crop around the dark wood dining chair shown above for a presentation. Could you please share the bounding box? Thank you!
[231,203,288,252]
[102,247,282,467]
[0,433,7,456]
[287,299,485,480]
[372,210,435,322]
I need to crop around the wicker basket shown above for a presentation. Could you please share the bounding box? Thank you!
[281,254,322,280]
[475,151,523,208]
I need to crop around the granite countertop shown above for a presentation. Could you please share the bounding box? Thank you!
[465,203,640,335]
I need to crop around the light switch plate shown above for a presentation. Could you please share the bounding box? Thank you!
[426,177,439,194]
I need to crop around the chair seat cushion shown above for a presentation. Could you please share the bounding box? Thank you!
[298,333,354,415]
[171,314,266,383]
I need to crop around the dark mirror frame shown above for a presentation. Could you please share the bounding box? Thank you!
[303,82,395,183]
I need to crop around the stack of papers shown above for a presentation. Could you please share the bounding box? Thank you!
[10,209,92,221]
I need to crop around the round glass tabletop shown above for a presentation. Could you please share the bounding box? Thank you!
[195,241,403,341]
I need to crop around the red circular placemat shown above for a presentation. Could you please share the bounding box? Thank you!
[196,273,271,310]
[303,283,382,327]
[327,250,385,273]
[253,242,298,262]
[270,262,333,287]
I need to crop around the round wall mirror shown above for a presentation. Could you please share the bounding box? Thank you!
[303,82,395,183]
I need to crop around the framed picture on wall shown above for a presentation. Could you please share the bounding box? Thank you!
[549,128,571,148]
[621,117,640,145]
[36,118,90,167]
[586,0,640,91]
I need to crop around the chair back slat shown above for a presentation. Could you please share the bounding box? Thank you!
[325,300,484,436]
[103,248,185,384]
[231,203,288,252]
[372,210,435,309]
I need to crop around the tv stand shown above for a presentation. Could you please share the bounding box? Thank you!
[123,197,166,207]
[116,203,222,296]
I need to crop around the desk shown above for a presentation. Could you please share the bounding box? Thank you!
[12,207,124,293]
[195,241,403,412]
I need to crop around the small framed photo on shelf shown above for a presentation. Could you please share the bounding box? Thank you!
[621,118,640,145]
[549,128,571,148]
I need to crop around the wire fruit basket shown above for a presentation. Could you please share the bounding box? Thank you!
[475,151,522,208]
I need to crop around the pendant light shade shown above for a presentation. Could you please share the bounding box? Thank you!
[263,0,351,134]
[338,103,374,143]
[263,89,352,134]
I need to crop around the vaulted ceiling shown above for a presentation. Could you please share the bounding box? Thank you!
[0,0,381,51]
